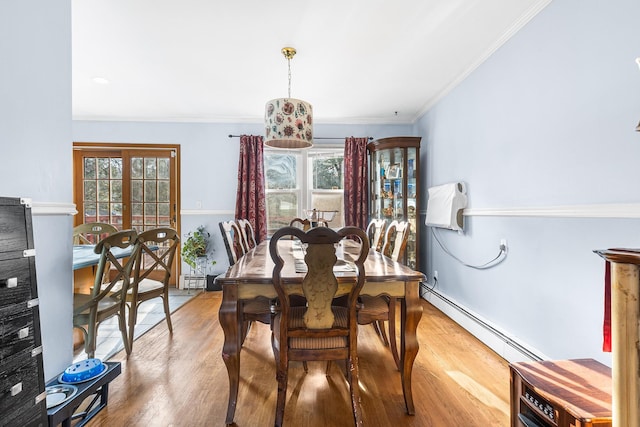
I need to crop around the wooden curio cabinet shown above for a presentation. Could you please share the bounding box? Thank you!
[367,136,421,270]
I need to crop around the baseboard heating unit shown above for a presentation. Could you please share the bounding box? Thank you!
[421,285,546,363]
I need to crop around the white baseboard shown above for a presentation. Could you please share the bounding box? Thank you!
[421,286,549,363]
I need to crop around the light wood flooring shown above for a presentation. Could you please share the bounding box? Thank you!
[86,291,511,426]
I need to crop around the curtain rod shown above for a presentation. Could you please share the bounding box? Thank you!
[228,134,373,141]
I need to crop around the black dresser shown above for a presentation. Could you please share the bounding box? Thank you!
[0,197,48,426]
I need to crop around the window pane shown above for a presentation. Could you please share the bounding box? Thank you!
[131,158,143,179]
[132,203,143,225]
[84,204,96,223]
[97,180,110,201]
[97,203,109,222]
[111,203,123,227]
[145,158,157,179]
[312,156,343,189]
[158,158,170,179]
[97,158,110,179]
[144,181,157,202]
[144,203,157,224]
[110,158,122,179]
[266,192,297,232]
[131,180,143,202]
[111,180,122,202]
[84,180,96,202]
[84,158,96,179]
[158,203,170,225]
[265,154,297,189]
[158,181,170,202]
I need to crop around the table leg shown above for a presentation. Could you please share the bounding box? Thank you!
[400,280,423,415]
[219,284,242,425]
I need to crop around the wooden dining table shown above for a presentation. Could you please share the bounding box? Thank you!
[216,239,426,425]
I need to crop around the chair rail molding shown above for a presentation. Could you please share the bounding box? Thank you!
[420,203,640,219]
[31,201,77,216]
[181,209,234,216]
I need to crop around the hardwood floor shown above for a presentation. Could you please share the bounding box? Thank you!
[86,291,510,426]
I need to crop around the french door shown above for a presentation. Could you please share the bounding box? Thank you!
[73,143,181,282]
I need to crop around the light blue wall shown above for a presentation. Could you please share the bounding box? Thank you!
[1,0,73,380]
[415,0,640,364]
[73,121,412,272]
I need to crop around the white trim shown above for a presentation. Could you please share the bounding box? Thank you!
[463,203,640,219]
[422,287,548,363]
[181,209,234,216]
[31,202,77,216]
[414,0,553,121]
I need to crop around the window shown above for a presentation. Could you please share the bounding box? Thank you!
[265,147,344,235]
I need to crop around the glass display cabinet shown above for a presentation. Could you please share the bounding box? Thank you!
[367,136,421,270]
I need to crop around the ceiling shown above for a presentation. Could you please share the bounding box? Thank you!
[72,0,551,125]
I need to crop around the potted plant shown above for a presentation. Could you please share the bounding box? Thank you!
[182,225,217,290]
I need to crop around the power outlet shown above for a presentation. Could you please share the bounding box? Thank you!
[500,239,508,252]
[434,270,438,281]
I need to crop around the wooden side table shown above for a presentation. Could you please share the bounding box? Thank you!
[46,361,121,427]
[510,359,612,427]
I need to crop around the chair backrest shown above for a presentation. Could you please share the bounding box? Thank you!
[133,227,180,291]
[236,218,257,250]
[269,226,369,330]
[382,220,411,262]
[289,217,311,231]
[365,219,386,252]
[90,229,140,302]
[73,222,118,245]
[219,220,245,265]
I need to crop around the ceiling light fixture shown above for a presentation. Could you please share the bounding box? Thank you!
[264,47,313,148]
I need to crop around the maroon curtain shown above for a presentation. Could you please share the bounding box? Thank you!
[343,137,369,229]
[235,135,267,243]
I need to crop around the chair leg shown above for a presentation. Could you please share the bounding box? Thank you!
[347,354,364,426]
[86,314,98,359]
[274,359,288,427]
[127,303,134,353]
[388,298,400,370]
[373,320,390,346]
[162,294,173,333]
[119,310,132,356]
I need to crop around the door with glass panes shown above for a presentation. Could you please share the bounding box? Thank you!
[73,145,179,283]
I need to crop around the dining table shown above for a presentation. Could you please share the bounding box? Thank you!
[216,239,426,425]
[72,244,140,270]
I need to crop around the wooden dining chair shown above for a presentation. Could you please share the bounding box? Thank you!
[289,217,311,231]
[218,220,273,342]
[365,218,386,252]
[73,229,140,358]
[357,220,411,370]
[269,226,369,427]
[125,227,180,351]
[73,222,118,245]
[236,218,257,250]
[219,220,245,265]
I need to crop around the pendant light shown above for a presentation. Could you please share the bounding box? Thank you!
[264,47,313,148]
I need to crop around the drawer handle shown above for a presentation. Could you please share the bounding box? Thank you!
[23,249,36,258]
[18,327,29,339]
[10,382,23,396]
[35,391,47,404]
[31,346,43,357]
[1,277,18,288]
